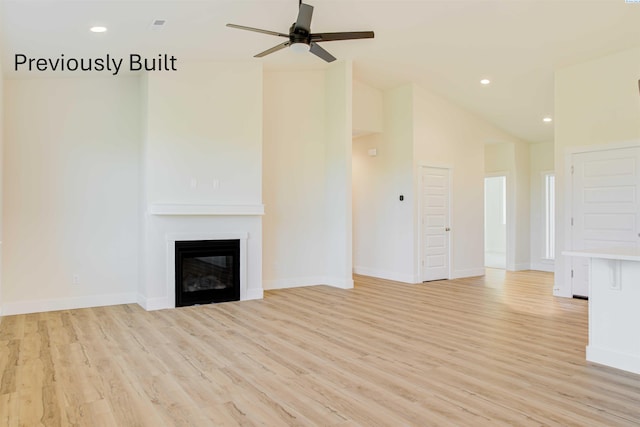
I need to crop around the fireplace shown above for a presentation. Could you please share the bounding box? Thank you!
[174,239,240,307]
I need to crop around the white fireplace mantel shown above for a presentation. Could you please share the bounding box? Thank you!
[148,203,265,216]
[138,204,265,311]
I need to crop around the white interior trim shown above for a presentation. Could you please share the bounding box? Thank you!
[353,266,418,284]
[587,345,640,376]
[485,170,516,272]
[484,171,509,270]
[451,268,486,279]
[265,276,354,290]
[2,293,137,316]
[149,204,265,216]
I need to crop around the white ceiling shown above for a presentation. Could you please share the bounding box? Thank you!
[3,0,640,143]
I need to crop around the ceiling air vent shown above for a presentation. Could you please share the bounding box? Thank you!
[151,19,166,30]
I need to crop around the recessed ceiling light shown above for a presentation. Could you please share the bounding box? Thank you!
[480,79,491,85]
[543,117,553,123]
[90,26,107,33]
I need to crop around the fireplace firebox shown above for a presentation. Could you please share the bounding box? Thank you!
[175,240,240,307]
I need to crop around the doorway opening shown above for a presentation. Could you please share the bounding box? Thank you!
[484,175,507,269]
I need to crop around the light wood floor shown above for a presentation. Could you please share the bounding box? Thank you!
[1,269,640,426]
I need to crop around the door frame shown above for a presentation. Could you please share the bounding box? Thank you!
[484,172,511,269]
[418,164,452,282]
[564,140,640,297]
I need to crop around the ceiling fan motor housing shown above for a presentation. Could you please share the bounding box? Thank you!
[290,23,310,45]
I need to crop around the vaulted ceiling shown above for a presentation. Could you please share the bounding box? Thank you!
[3,0,639,143]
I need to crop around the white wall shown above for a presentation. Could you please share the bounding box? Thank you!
[354,82,527,283]
[484,140,531,271]
[324,62,353,288]
[353,85,415,282]
[262,69,328,288]
[0,45,3,312]
[485,143,513,173]
[529,141,554,272]
[263,62,353,290]
[353,79,383,138]
[554,47,640,297]
[2,77,141,314]
[2,60,353,313]
[485,143,515,269]
[140,62,264,308]
[145,62,262,205]
[513,141,531,269]
[413,85,525,278]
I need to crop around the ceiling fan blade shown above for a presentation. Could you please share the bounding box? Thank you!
[226,23,288,38]
[311,31,375,42]
[309,42,336,63]
[294,3,314,34]
[254,42,291,58]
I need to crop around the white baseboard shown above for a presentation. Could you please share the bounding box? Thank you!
[353,266,417,284]
[451,268,485,279]
[2,293,137,316]
[553,286,572,298]
[323,276,354,289]
[245,288,264,300]
[263,276,328,290]
[587,345,640,375]
[264,276,354,291]
[514,263,532,271]
[137,295,168,311]
[530,262,554,273]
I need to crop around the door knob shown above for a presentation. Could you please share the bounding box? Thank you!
[445,227,450,232]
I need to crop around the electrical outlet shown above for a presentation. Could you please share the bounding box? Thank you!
[213,179,220,189]
[73,274,79,285]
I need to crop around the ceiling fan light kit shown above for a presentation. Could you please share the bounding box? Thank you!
[290,42,309,54]
[227,1,374,63]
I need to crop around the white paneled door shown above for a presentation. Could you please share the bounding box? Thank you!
[571,147,640,297]
[421,166,451,281]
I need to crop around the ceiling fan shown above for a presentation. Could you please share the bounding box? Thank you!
[226,0,374,63]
